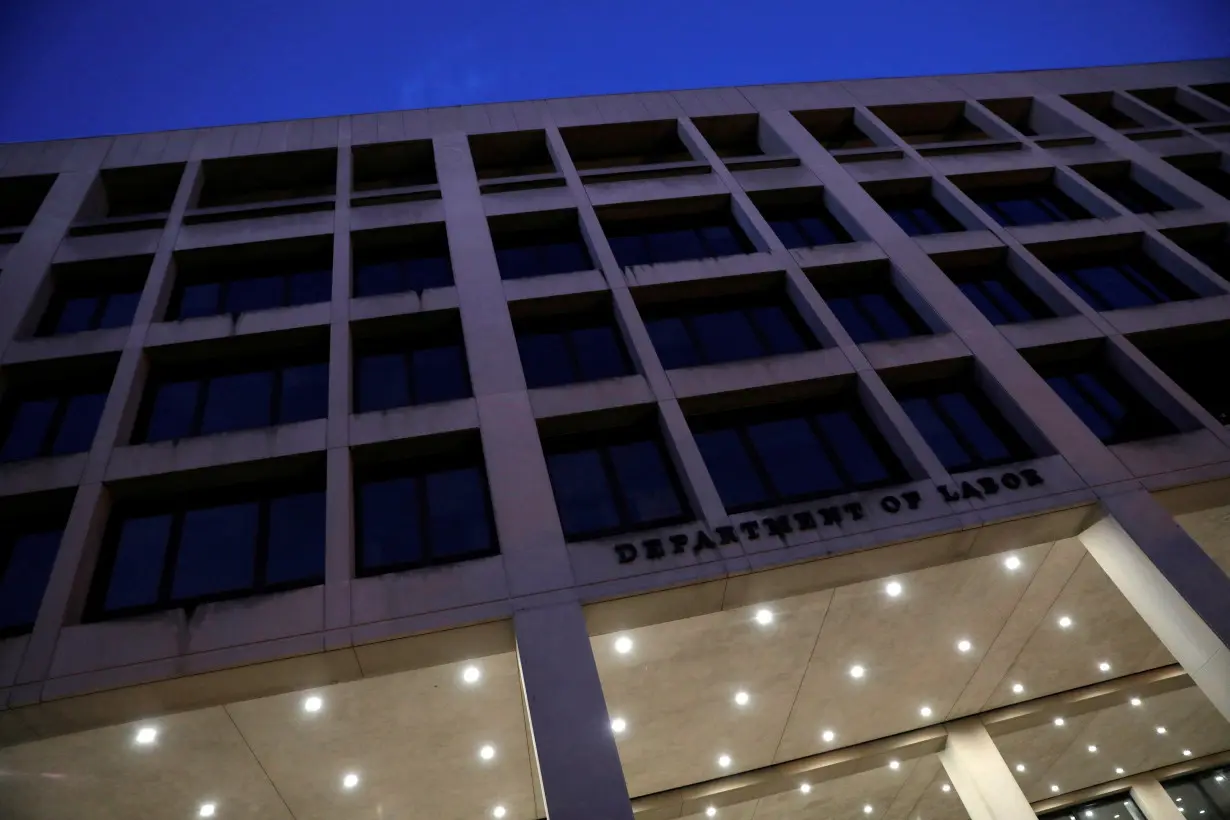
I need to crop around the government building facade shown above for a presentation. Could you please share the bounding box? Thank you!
[2,58,1230,820]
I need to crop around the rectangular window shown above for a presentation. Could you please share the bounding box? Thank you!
[1050,251,1196,311]
[872,103,991,145]
[356,454,497,574]
[944,262,1055,325]
[91,478,326,619]
[136,355,328,443]
[37,256,150,337]
[561,121,693,171]
[1086,175,1174,214]
[793,109,877,151]
[815,276,929,344]
[516,309,632,389]
[1137,333,1230,426]
[1174,234,1230,278]
[876,192,965,236]
[0,516,64,637]
[1035,355,1177,444]
[692,397,905,513]
[0,384,109,463]
[895,378,1034,472]
[491,212,592,281]
[1127,88,1209,124]
[970,183,1091,227]
[751,191,852,250]
[1177,164,1230,200]
[1162,766,1230,820]
[352,225,453,298]
[353,317,471,413]
[197,149,336,209]
[605,211,754,267]
[544,426,691,541]
[642,291,817,369]
[170,240,333,320]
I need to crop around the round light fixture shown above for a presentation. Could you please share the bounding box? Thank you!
[462,665,481,684]
[800,783,812,794]
[889,760,900,770]
[1157,726,1168,735]
[1183,749,1193,757]
[1054,717,1066,727]
[919,706,933,718]
[198,804,216,818]
[1088,745,1098,753]
[1012,683,1025,695]
[134,726,158,745]
[611,717,627,734]
[342,773,359,790]
[303,696,322,713]
[942,784,951,793]
[480,744,496,761]
[864,805,874,815]
[1098,661,1111,673]
[1116,767,1125,775]
[956,639,972,654]
[1130,697,1142,707]
[1016,764,1026,773]
[754,609,774,625]
[614,636,633,654]
[885,581,903,597]
[1004,555,1022,571]
[1051,785,1061,793]
[493,807,506,819]
[718,754,732,768]
[821,729,836,743]
[1058,616,1073,628]
[734,691,750,706]
[706,808,717,818]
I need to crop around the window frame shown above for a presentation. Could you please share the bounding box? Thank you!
[1051,251,1196,312]
[895,377,1035,473]
[88,477,328,621]
[354,450,499,576]
[514,311,634,389]
[818,278,930,343]
[691,396,908,514]
[0,386,110,463]
[603,211,756,268]
[1094,176,1173,214]
[971,184,1092,227]
[352,331,472,414]
[1037,356,1178,445]
[641,291,819,369]
[0,517,65,638]
[543,424,693,542]
[947,263,1055,325]
[758,200,853,249]
[493,223,593,281]
[352,232,454,298]
[879,192,965,236]
[168,265,332,320]
[37,287,143,337]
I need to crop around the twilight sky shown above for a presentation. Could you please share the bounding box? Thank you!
[0,0,1227,143]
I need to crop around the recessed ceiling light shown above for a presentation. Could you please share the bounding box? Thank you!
[614,636,633,654]
[1178,799,1184,803]
[611,717,627,734]
[493,807,506,819]
[1130,697,1142,707]
[942,784,951,793]
[1051,785,1061,793]
[850,665,866,679]
[1157,726,1168,735]
[800,783,812,794]
[1116,768,1125,775]
[706,808,717,818]
[734,691,750,706]
[956,639,972,653]
[198,804,216,818]
[1012,683,1025,695]
[1016,764,1026,773]
[1058,616,1073,628]
[303,695,322,713]
[1004,555,1022,571]
[1086,811,1095,818]
[889,760,900,770]
[1054,717,1066,727]
[1183,749,1192,757]
[864,805,874,815]
[885,581,903,597]
[1216,775,1225,783]
[919,706,933,718]
[134,726,157,745]
[1088,745,1098,753]
[462,665,481,684]
[1179,810,1185,814]
[754,609,774,625]
[342,773,359,789]
[821,729,836,743]
[718,754,732,768]
[480,744,496,761]
[1098,661,1111,673]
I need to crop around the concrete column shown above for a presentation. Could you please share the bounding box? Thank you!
[1078,490,1230,722]
[939,717,1037,820]
[515,601,633,820]
[1129,777,1185,820]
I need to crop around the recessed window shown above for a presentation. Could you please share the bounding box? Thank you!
[693,114,765,158]
[352,223,452,298]
[1033,351,1177,444]
[811,263,930,344]
[894,376,1034,472]
[1076,165,1174,214]
[1037,793,1145,820]
[544,422,690,541]
[36,255,151,336]
[353,312,471,413]
[1044,247,1196,311]
[356,447,496,574]
[491,210,592,280]
[561,120,692,171]
[750,188,852,249]
[169,237,333,320]
[1166,154,1230,200]
[979,98,1040,137]
[352,140,438,192]
[794,109,876,150]
[0,357,115,463]
[641,288,817,369]
[1166,228,1230,278]
[0,495,69,637]
[601,198,754,267]
[135,346,328,443]
[91,472,326,619]
[691,393,905,512]
[469,130,556,179]
[1161,764,1230,817]
[1063,93,1144,130]
[939,257,1054,325]
[869,184,965,236]
[871,102,990,145]
[966,181,1091,227]
[96,163,184,218]
[1127,88,1208,124]
[1134,325,1230,426]
[515,301,632,389]
[0,174,56,229]
[197,149,336,209]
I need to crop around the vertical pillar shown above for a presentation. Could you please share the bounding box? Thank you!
[515,601,633,820]
[1078,490,1230,722]
[1129,777,1185,820]
[940,718,1037,820]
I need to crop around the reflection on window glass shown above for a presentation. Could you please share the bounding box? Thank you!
[1041,359,1177,444]
[0,528,63,635]
[0,386,109,464]
[898,381,1032,472]
[644,295,816,369]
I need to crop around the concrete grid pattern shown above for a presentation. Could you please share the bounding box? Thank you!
[2,58,1230,820]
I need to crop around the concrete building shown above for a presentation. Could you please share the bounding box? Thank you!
[2,58,1230,820]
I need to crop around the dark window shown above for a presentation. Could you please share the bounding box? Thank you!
[945,263,1055,325]
[0,521,63,636]
[1064,94,1143,130]
[136,356,328,443]
[470,130,557,179]
[1163,766,1230,820]
[0,174,56,229]
[1139,335,1230,425]
[1176,235,1230,278]
[643,292,816,369]
[354,323,471,413]
[1177,164,1230,200]
[36,256,151,336]
[493,218,592,281]
[604,211,754,267]
[170,261,331,320]
[816,276,929,344]
[545,427,690,540]
[896,378,1033,472]
[352,140,438,191]
[1050,251,1196,311]
[197,149,336,209]
[794,110,877,151]
[516,311,633,389]
[754,197,852,249]
[1038,793,1146,820]
[356,455,497,574]
[92,479,326,619]
[353,227,453,297]
[692,398,905,513]
[876,192,965,236]
[561,121,693,171]
[1088,175,1173,214]
[1036,356,1177,444]
[1128,90,1209,124]
[970,183,1091,227]
[0,384,109,463]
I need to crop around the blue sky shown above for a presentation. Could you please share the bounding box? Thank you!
[0,0,1227,143]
